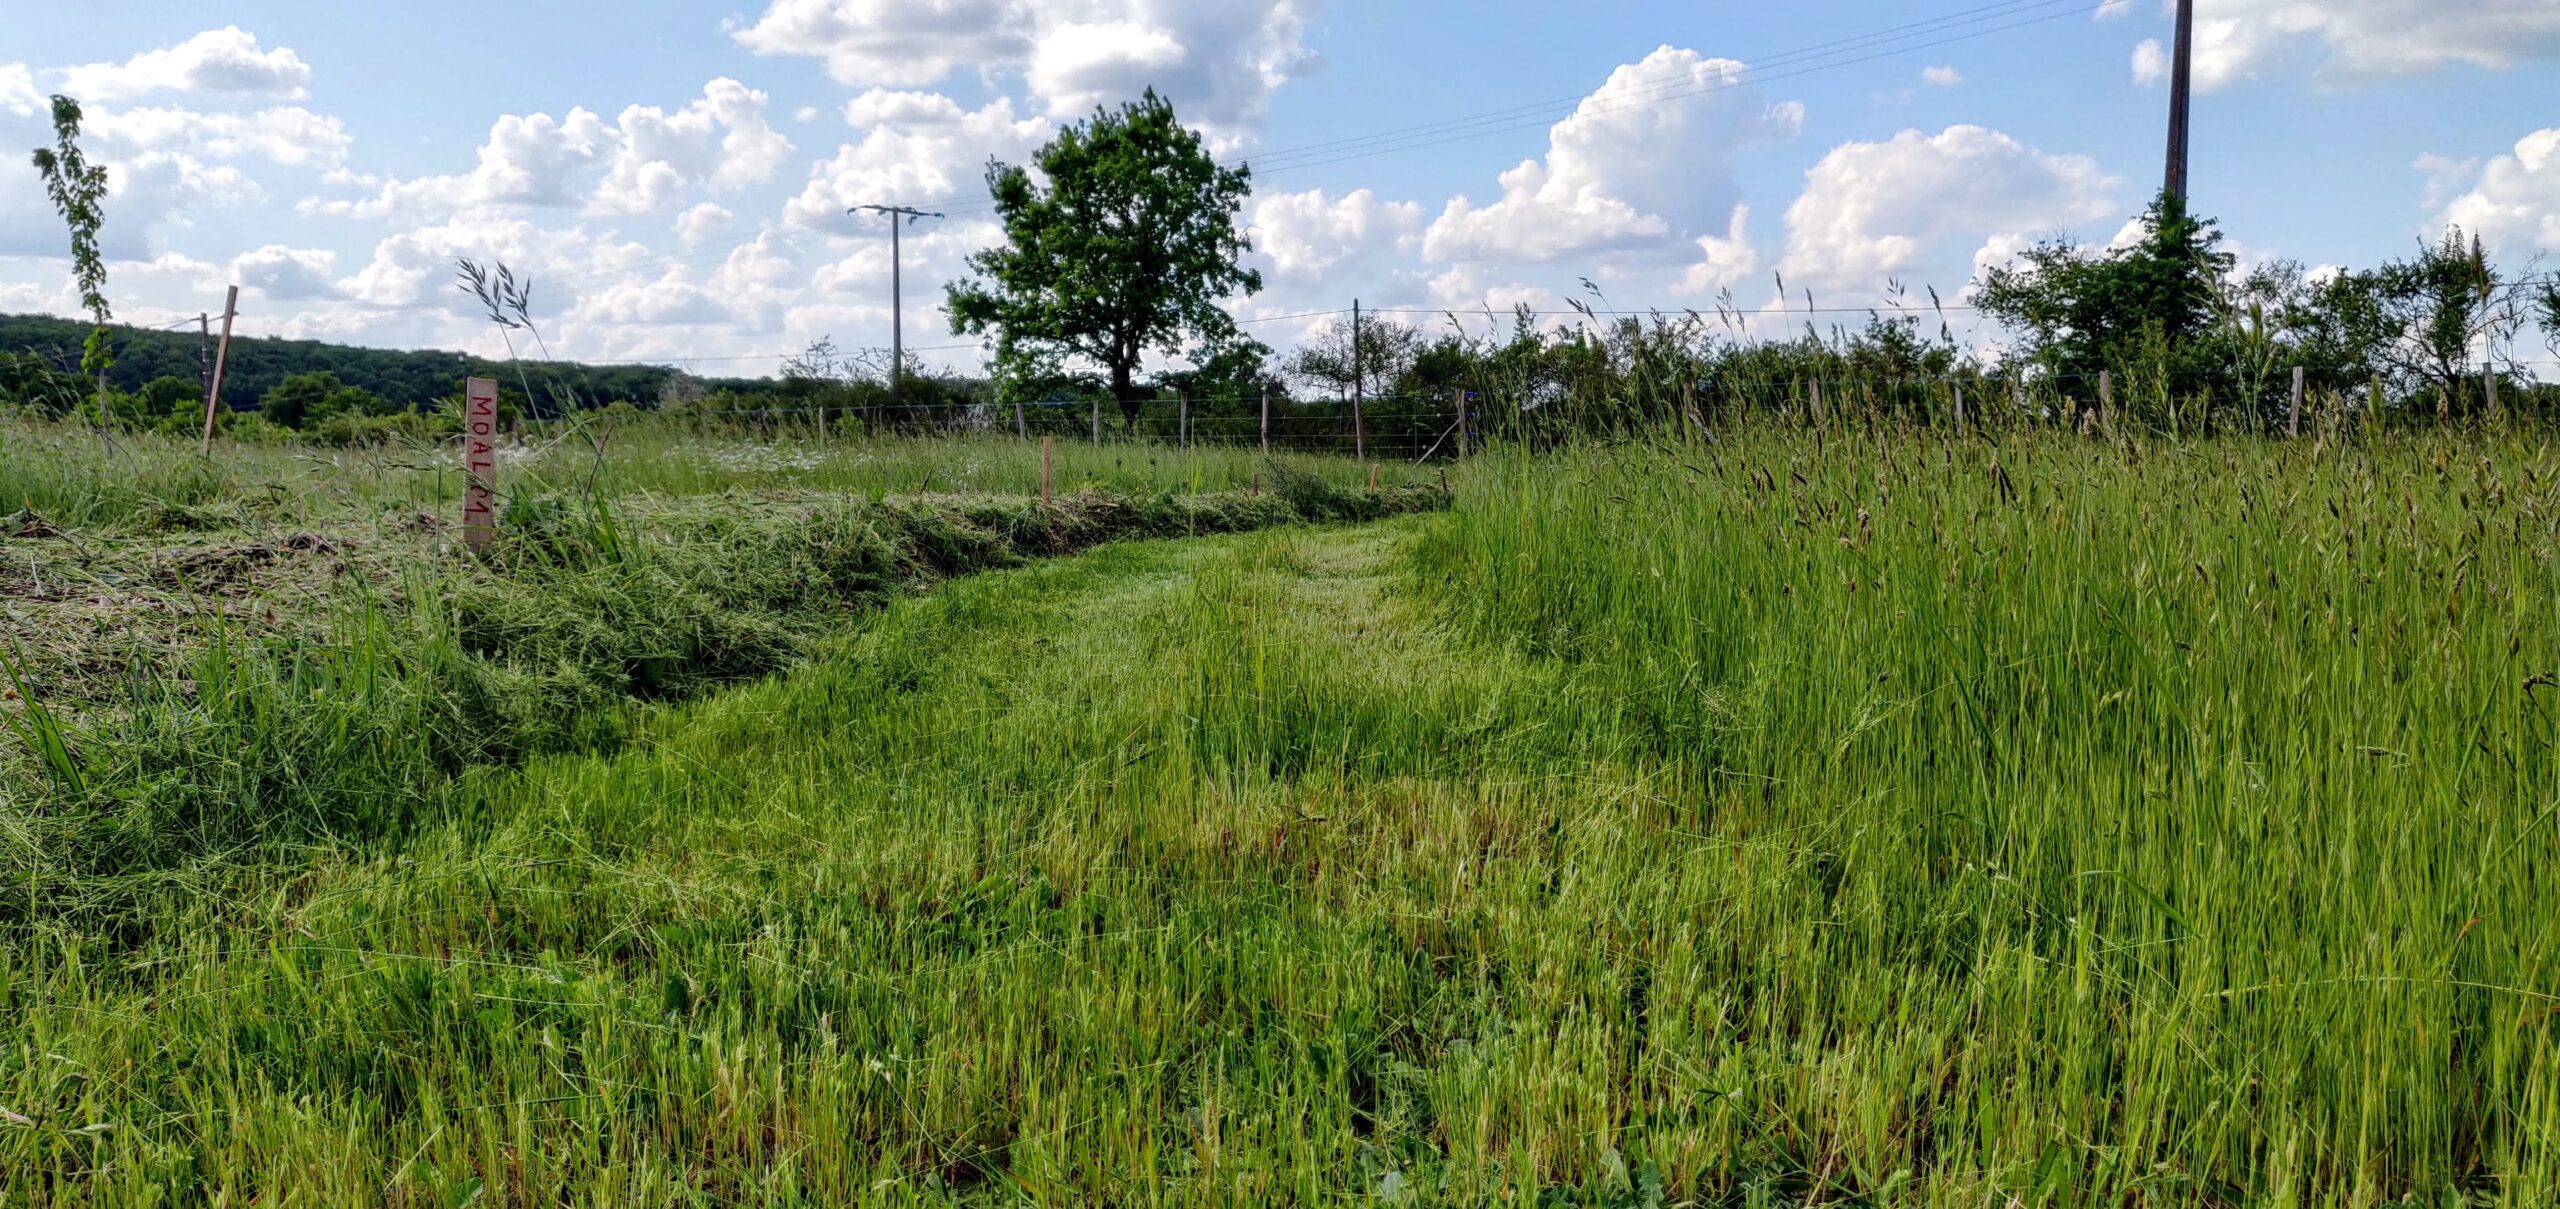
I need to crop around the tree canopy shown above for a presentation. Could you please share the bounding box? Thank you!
[946,89,1262,429]
[1975,193,2237,386]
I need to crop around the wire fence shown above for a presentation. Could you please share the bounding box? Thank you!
[584,358,2560,463]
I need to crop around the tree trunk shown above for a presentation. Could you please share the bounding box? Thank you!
[1111,362,1145,435]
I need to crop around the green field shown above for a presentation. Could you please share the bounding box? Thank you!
[3,421,2556,1205]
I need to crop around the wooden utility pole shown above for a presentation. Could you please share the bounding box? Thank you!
[199,286,239,453]
[2165,0,2195,206]
[847,203,943,408]
[1351,298,1365,459]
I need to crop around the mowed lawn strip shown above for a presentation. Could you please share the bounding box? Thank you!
[13,520,1665,1205]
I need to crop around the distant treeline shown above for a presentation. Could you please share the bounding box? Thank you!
[0,312,770,413]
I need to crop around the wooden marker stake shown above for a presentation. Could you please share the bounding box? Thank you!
[462,377,501,552]
[199,285,238,453]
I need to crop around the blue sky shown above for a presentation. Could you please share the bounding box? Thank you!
[3,1,2555,375]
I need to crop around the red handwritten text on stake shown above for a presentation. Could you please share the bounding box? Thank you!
[462,377,498,551]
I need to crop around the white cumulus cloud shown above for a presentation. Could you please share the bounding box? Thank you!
[2437,128,2560,258]
[676,202,734,247]
[305,80,784,220]
[730,0,1318,135]
[1779,125,2120,293]
[1251,188,1424,281]
[1423,46,1803,265]
[61,27,312,102]
[593,78,794,214]
[2129,0,2560,91]
[784,91,1049,226]
[1681,205,1764,295]
[1,64,41,117]
[89,105,352,170]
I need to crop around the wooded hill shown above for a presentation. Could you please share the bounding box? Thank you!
[0,312,768,411]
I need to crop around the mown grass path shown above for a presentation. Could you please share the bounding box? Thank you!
[11,518,1692,1207]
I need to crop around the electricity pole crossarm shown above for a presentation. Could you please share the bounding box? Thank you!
[849,203,944,406]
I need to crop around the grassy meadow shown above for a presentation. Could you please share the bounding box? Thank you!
[3,416,2556,1204]
[0,418,1361,531]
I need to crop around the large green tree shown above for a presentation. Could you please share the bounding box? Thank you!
[946,90,1262,430]
[1976,192,2237,382]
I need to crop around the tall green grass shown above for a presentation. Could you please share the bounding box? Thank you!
[3,423,2551,1204]
[1417,425,2560,1201]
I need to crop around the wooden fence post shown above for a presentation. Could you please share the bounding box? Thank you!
[1954,384,1966,437]
[1179,395,1190,450]
[1014,400,1026,440]
[1040,435,1053,506]
[462,377,500,553]
[1091,397,1101,446]
[2484,367,2501,427]
[1455,389,1469,458]
[2289,366,2304,438]
[1810,379,1824,430]
[2098,370,2113,435]
[1369,464,1379,493]
[1259,384,1270,455]
[199,285,238,453]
